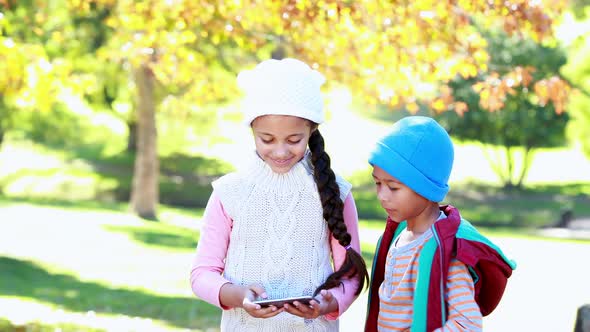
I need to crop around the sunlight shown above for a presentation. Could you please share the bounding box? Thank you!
[2,3,589,332]
[0,203,195,296]
[321,87,391,176]
[59,88,128,135]
[0,143,64,178]
[190,86,590,184]
[188,103,253,169]
[555,12,590,47]
[184,87,390,175]
[0,298,190,332]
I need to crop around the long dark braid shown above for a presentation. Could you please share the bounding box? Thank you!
[308,128,369,296]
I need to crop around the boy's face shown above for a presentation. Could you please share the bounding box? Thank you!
[372,165,430,222]
[251,115,313,174]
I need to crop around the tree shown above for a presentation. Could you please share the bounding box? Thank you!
[437,30,570,188]
[243,1,569,110]
[0,35,27,145]
[0,0,112,149]
[561,6,590,161]
[69,0,254,219]
[65,3,140,152]
[232,1,571,189]
[67,0,570,218]
[0,1,63,147]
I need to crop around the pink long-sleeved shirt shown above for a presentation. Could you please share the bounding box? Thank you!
[190,190,362,320]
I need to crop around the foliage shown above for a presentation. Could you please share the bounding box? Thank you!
[0,33,54,127]
[0,0,88,146]
[20,102,93,147]
[0,138,228,206]
[561,9,590,160]
[241,1,570,112]
[61,0,572,111]
[2,0,574,217]
[570,0,590,19]
[68,0,244,99]
[437,30,570,188]
[349,165,590,228]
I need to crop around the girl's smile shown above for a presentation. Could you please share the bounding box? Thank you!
[270,157,294,166]
[251,114,313,174]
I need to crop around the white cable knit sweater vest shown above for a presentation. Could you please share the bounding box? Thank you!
[212,152,351,332]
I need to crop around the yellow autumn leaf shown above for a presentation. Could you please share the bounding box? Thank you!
[431,98,447,113]
[407,102,420,113]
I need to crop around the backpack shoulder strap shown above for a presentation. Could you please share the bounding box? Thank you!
[364,220,406,331]
[455,218,517,315]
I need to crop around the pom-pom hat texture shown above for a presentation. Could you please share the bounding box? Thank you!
[237,58,326,125]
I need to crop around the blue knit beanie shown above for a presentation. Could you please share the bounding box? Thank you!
[368,116,454,202]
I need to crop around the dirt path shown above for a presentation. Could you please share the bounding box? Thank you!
[340,234,590,331]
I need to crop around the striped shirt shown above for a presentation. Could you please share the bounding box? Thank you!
[378,217,483,331]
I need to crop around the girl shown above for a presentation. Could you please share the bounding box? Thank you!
[191,58,368,331]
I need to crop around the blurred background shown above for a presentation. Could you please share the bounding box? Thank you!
[1,1,589,331]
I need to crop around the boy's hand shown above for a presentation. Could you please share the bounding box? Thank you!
[283,289,338,319]
[241,284,284,318]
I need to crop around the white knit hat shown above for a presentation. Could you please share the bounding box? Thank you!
[237,58,326,125]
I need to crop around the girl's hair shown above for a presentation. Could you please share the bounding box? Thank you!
[308,128,369,296]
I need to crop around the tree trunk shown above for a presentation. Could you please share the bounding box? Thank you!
[130,63,159,220]
[126,120,137,153]
[516,146,534,188]
[505,146,515,188]
[0,128,4,147]
[482,144,510,187]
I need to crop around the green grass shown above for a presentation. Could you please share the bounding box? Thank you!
[1,116,590,330]
[0,139,230,208]
[104,222,200,251]
[351,172,590,228]
[0,318,105,332]
[0,199,216,331]
[3,125,590,228]
[1,195,588,331]
[0,257,218,329]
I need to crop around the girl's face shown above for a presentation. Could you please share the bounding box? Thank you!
[372,165,430,222]
[251,115,313,174]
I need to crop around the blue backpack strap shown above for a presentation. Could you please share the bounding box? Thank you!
[365,221,407,318]
[410,236,438,332]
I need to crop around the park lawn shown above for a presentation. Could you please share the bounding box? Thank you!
[1,126,589,331]
[3,144,589,233]
[0,200,216,332]
[2,137,590,230]
[2,197,588,332]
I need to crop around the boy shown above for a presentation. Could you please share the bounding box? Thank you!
[364,116,516,332]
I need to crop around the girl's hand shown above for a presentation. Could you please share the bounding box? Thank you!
[241,284,284,319]
[283,289,338,319]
